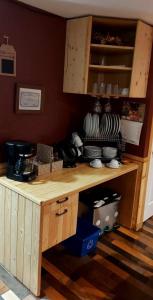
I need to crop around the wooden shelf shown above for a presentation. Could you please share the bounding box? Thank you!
[63,16,153,97]
[88,92,128,98]
[89,64,132,72]
[90,44,134,54]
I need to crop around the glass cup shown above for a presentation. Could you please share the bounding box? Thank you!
[99,82,105,95]
[99,56,106,65]
[113,83,119,97]
[92,82,99,94]
[106,83,112,96]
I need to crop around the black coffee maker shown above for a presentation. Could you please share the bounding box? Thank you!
[5,140,37,182]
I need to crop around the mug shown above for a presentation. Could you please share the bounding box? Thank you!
[106,159,121,169]
[121,88,129,96]
[90,159,104,168]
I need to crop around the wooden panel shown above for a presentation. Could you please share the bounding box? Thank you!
[130,20,153,98]
[92,16,137,27]
[123,154,150,230]
[63,16,92,94]
[136,176,148,230]
[41,193,78,252]
[10,191,18,276]
[16,195,25,281]
[23,199,33,287]
[0,185,5,264]
[30,202,41,296]
[4,188,11,270]
[0,185,42,296]
[103,170,138,228]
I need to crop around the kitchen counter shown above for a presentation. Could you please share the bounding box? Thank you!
[0,162,139,296]
[0,162,138,205]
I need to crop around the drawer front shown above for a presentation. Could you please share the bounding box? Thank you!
[41,193,78,252]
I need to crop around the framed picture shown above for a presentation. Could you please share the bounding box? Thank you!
[16,84,44,113]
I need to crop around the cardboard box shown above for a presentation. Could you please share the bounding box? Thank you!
[33,161,51,176]
[51,160,63,172]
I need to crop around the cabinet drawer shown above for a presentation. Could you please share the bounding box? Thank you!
[41,193,78,252]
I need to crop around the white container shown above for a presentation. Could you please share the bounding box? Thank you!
[102,147,117,158]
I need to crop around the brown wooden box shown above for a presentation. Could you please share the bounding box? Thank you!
[51,160,63,172]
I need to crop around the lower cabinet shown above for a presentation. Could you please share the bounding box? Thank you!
[41,193,79,252]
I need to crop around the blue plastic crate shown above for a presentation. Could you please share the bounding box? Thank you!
[63,218,101,256]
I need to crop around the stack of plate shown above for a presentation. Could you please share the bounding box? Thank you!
[100,113,120,137]
[83,113,100,137]
[84,146,102,159]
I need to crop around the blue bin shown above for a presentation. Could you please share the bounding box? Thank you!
[63,218,101,256]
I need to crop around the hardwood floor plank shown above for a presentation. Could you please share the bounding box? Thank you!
[44,286,67,300]
[42,257,100,300]
[107,231,153,259]
[142,225,153,237]
[97,241,153,280]
[93,254,153,298]
[118,226,153,249]
[42,219,153,300]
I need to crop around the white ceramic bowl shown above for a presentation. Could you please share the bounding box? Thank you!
[102,147,117,158]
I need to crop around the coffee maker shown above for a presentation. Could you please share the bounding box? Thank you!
[5,140,37,182]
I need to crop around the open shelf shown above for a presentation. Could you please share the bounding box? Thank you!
[89,65,132,72]
[88,92,128,98]
[90,44,134,54]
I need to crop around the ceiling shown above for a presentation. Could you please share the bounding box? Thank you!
[18,0,153,25]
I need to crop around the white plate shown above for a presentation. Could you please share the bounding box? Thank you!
[91,114,97,137]
[86,113,92,137]
[105,113,111,136]
[100,113,107,136]
[112,114,117,135]
[83,113,91,137]
[95,115,100,137]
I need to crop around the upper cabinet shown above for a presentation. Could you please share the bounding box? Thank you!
[63,16,153,98]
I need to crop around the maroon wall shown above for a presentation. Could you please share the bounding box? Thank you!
[0,0,153,159]
[0,0,88,150]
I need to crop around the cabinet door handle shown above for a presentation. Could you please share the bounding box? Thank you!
[56,197,68,204]
[56,209,68,216]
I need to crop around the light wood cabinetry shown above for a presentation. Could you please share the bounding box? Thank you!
[0,185,41,296]
[123,154,150,230]
[63,16,153,98]
[0,163,139,296]
[41,193,78,252]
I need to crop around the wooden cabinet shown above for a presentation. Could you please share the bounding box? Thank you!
[41,193,78,252]
[63,16,153,98]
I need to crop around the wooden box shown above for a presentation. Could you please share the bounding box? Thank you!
[51,160,63,172]
[34,161,51,176]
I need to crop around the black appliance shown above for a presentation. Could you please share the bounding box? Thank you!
[5,140,37,182]
[56,141,78,168]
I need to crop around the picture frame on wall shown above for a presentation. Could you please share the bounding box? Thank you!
[16,84,44,113]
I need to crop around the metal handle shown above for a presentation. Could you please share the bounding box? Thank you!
[56,209,68,217]
[56,197,68,204]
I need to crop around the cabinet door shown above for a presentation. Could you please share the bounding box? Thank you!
[63,16,92,94]
[130,21,153,98]
[41,193,78,252]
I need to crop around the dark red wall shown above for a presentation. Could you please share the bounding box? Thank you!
[0,0,88,150]
[0,0,153,159]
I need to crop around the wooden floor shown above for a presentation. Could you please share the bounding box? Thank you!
[42,217,153,300]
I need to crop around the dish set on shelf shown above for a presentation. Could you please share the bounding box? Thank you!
[83,146,121,169]
[83,112,121,138]
[84,145,117,159]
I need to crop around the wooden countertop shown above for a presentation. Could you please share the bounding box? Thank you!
[0,163,138,205]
